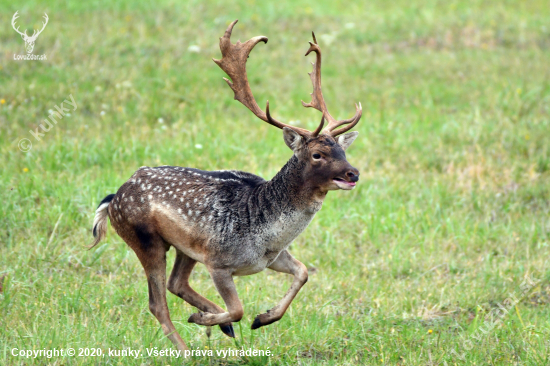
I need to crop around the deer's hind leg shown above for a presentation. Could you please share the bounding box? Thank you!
[167,249,235,337]
[119,224,189,352]
[251,249,308,329]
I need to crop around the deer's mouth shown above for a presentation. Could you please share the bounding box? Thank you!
[333,178,356,190]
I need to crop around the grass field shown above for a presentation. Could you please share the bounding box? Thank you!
[1,0,549,364]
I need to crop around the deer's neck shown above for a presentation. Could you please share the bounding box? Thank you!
[238,155,323,254]
[263,155,325,213]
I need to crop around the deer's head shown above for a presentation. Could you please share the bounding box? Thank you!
[214,21,362,193]
[12,11,49,54]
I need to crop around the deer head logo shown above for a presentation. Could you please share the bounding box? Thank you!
[12,11,49,54]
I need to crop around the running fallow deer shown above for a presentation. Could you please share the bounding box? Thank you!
[91,20,362,352]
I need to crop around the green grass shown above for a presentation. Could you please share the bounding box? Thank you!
[1,0,549,364]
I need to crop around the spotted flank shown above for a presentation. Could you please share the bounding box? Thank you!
[90,166,267,248]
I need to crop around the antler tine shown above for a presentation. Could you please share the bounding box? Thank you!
[301,32,362,137]
[326,103,362,136]
[214,20,319,138]
[311,116,325,136]
[265,101,312,136]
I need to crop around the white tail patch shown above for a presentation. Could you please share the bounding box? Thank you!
[91,201,110,248]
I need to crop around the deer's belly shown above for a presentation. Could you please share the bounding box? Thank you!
[232,244,286,276]
[233,258,270,276]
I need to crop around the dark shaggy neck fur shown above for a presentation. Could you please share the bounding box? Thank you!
[264,155,307,205]
[250,155,322,223]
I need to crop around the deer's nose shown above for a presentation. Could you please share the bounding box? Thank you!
[346,168,360,182]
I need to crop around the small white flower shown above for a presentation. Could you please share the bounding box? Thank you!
[66,113,71,117]
[188,45,201,53]
[345,22,355,29]
[95,86,102,92]
[48,109,53,114]
[100,111,106,116]
[158,117,164,123]
[195,144,203,149]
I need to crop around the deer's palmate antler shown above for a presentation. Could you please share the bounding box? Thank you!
[213,20,362,138]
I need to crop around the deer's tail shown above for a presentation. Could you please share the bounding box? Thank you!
[91,194,115,248]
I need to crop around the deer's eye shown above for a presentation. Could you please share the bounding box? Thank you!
[312,153,322,160]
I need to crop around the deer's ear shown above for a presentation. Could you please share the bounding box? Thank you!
[337,131,359,151]
[282,127,305,153]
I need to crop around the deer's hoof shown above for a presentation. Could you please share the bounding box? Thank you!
[219,323,235,338]
[251,313,278,330]
[251,316,263,330]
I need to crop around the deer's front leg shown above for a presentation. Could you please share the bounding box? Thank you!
[251,250,308,329]
[168,250,235,337]
[187,268,244,326]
